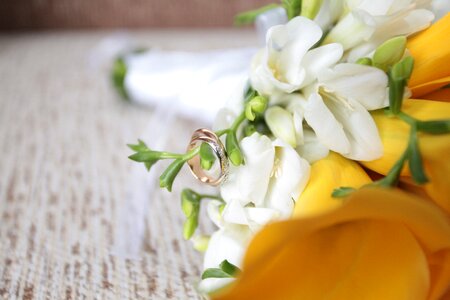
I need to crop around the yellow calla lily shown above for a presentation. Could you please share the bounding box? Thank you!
[424,87,450,102]
[361,99,450,213]
[294,152,371,217]
[212,188,450,300]
[408,14,450,98]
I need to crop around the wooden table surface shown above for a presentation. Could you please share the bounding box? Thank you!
[0,29,257,299]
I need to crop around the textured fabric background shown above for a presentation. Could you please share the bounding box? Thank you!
[0,29,257,299]
[0,0,273,30]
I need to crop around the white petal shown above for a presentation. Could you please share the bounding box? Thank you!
[245,207,280,232]
[296,129,330,163]
[206,200,225,228]
[299,43,344,89]
[267,17,323,85]
[314,0,345,31]
[198,278,235,295]
[319,63,389,110]
[322,96,383,161]
[222,199,249,225]
[324,10,376,50]
[372,8,434,39]
[220,133,275,206]
[287,101,305,145]
[265,140,311,218]
[304,93,351,154]
[203,225,251,270]
[356,0,394,15]
[265,106,297,147]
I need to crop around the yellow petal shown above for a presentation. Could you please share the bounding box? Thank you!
[408,13,450,98]
[212,188,450,300]
[423,87,450,102]
[362,99,450,214]
[294,152,371,217]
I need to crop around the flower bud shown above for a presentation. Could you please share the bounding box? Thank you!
[373,36,407,72]
[265,106,297,147]
[245,96,268,121]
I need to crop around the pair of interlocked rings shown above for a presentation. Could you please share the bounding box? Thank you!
[186,128,229,186]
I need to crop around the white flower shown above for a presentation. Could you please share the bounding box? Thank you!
[323,0,434,61]
[221,133,310,220]
[250,16,343,96]
[302,63,388,161]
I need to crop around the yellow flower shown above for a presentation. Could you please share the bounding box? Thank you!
[212,188,450,300]
[361,99,450,214]
[408,13,450,98]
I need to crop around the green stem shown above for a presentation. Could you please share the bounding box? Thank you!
[230,112,246,132]
[181,147,200,161]
[198,194,225,202]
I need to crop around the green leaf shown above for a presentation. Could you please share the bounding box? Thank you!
[111,57,129,100]
[301,0,322,20]
[127,139,149,152]
[283,0,302,20]
[407,126,429,184]
[373,36,407,72]
[234,3,281,26]
[332,187,356,198]
[200,143,216,171]
[201,268,233,280]
[220,260,241,276]
[159,159,185,192]
[128,151,162,162]
[417,119,450,134]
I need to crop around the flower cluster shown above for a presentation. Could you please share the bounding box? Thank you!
[127,0,450,298]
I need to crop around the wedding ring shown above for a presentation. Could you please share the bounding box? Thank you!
[186,128,228,186]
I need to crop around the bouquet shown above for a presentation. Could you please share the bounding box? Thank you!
[126,1,450,299]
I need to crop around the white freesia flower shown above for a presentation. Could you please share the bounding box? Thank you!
[303,63,388,161]
[250,16,343,96]
[221,133,310,221]
[323,0,434,61]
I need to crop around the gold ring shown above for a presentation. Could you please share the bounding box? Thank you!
[186,128,229,186]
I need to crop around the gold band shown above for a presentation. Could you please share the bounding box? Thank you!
[186,128,228,186]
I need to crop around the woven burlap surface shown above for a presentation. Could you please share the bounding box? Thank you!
[0,30,257,299]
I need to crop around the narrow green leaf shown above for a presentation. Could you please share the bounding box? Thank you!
[234,3,281,26]
[128,151,161,162]
[159,159,185,192]
[201,268,233,280]
[407,126,429,184]
[283,0,302,20]
[331,187,356,198]
[417,119,450,134]
[220,260,241,276]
